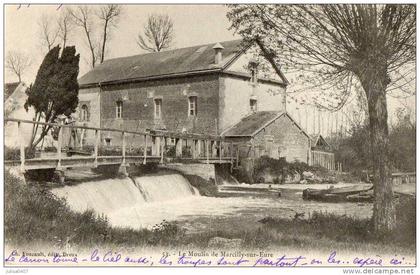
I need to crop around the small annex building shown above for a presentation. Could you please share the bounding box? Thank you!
[222,111,311,164]
[310,134,335,170]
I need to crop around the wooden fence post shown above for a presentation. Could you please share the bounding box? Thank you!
[206,140,209,164]
[151,136,156,156]
[197,140,202,158]
[219,140,222,162]
[57,121,63,168]
[143,134,147,164]
[230,142,234,165]
[122,131,126,165]
[176,138,182,157]
[160,136,164,163]
[236,145,240,167]
[94,129,100,167]
[192,139,197,159]
[17,122,25,172]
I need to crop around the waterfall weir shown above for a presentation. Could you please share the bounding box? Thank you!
[51,172,199,228]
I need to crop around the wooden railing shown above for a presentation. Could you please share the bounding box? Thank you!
[4,118,236,171]
[311,150,335,170]
[391,172,416,185]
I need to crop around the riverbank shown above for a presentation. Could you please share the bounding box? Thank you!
[4,169,415,259]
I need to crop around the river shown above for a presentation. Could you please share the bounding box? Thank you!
[51,171,373,232]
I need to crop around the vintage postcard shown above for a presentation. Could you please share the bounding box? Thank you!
[2,3,417,274]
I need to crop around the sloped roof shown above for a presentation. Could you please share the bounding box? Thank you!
[4,82,20,101]
[222,111,283,137]
[79,39,244,86]
[310,134,330,147]
[223,111,311,138]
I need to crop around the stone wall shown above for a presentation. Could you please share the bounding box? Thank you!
[253,115,310,163]
[77,87,101,145]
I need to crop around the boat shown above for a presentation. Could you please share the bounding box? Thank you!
[302,184,374,202]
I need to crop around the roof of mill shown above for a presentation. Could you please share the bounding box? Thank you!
[79,39,244,86]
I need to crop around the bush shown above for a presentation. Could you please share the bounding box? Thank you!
[166,146,176,157]
[182,146,192,158]
[252,156,326,183]
[4,147,35,160]
[43,146,57,153]
[148,220,186,246]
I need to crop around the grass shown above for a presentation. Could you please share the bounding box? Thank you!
[4,169,415,254]
[175,203,415,254]
[5,169,174,248]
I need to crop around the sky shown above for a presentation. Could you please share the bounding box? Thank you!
[4,4,415,136]
[5,4,237,80]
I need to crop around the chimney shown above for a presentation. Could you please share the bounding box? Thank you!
[212,43,224,64]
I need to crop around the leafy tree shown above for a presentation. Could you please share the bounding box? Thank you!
[228,4,415,233]
[333,124,372,174]
[333,110,415,175]
[389,109,416,172]
[24,45,80,149]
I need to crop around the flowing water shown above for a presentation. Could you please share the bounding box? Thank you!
[51,172,373,231]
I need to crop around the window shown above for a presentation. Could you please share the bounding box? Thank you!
[80,104,89,121]
[250,99,258,112]
[249,60,259,84]
[188,96,197,116]
[250,68,258,83]
[154,98,162,119]
[116,101,123,119]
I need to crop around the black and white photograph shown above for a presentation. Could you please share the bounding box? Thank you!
[2,3,417,273]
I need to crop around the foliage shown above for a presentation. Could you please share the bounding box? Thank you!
[253,156,324,182]
[333,111,416,174]
[165,145,176,157]
[4,147,36,161]
[389,111,416,172]
[137,14,174,52]
[333,124,372,174]
[148,220,186,246]
[261,199,415,248]
[5,169,107,246]
[43,146,58,153]
[24,45,80,149]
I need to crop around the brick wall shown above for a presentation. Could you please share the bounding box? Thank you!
[97,74,219,146]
